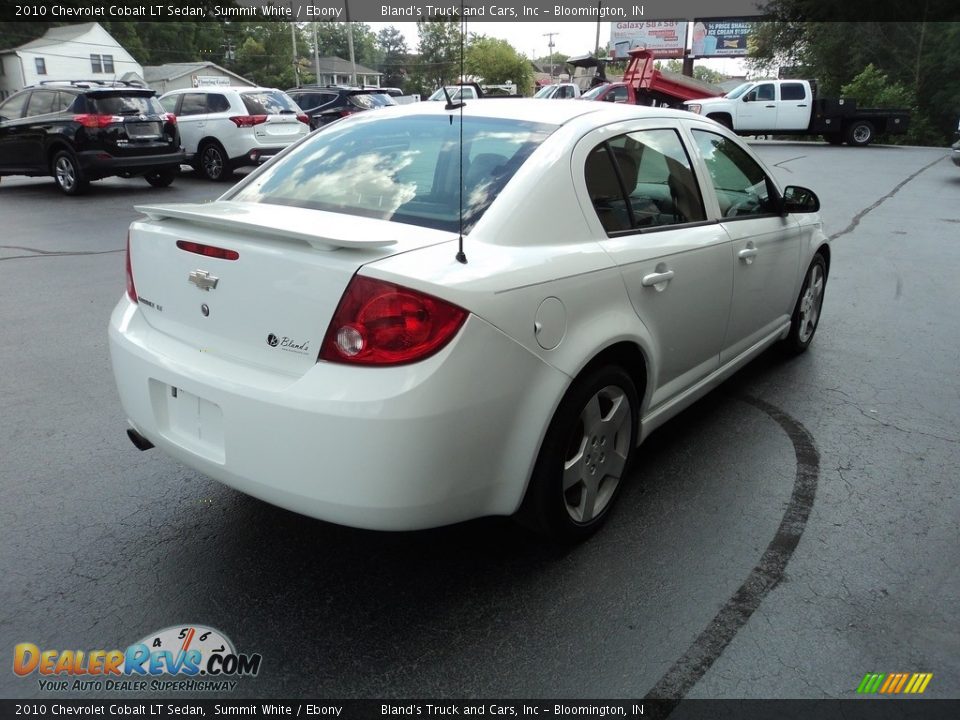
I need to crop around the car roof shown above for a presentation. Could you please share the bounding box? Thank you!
[161,86,280,95]
[366,98,689,126]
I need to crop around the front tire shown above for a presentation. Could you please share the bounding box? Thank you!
[52,150,88,196]
[783,253,827,355]
[518,365,638,542]
[197,141,232,181]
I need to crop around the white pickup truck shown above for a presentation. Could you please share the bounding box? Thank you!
[534,83,582,99]
[685,79,910,146]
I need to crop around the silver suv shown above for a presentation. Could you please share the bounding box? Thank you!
[159,87,308,181]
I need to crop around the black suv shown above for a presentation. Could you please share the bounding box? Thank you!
[285,86,397,130]
[0,81,185,195]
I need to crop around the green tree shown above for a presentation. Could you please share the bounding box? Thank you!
[232,22,308,89]
[375,25,410,88]
[840,64,914,108]
[415,17,464,94]
[465,35,532,93]
[658,59,727,85]
[312,22,378,70]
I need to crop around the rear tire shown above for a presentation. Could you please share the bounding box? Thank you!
[52,149,88,196]
[517,365,638,542]
[845,120,874,146]
[197,141,232,181]
[783,253,828,355]
[145,166,179,188]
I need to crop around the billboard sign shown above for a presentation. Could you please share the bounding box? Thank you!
[691,19,755,58]
[609,21,689,60]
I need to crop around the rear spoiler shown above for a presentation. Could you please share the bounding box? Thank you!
[135,203,398,250]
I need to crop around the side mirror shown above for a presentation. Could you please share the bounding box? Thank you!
[782,185,820,213]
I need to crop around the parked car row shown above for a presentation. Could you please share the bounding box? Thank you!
[0,81,404,193]
[0,80,183,195]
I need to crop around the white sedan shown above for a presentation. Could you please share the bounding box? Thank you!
[109,100,829,541]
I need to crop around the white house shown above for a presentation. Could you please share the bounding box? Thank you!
[314,57,382,88]
[0,23,143,100]
[143,62,256,94]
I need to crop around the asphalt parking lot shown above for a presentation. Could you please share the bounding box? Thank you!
[1,144,958,700]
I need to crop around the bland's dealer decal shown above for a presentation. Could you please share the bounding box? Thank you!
[13,625,261,692]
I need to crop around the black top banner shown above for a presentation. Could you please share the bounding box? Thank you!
[0,0,958,23]
[3,700,960,720]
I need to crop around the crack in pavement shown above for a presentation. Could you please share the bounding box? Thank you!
[772,155,807,172]
[829,156,945,241]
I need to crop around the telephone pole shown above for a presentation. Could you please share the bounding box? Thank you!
[543,32,559,81]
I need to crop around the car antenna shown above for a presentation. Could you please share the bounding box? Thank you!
[453,4,468,264]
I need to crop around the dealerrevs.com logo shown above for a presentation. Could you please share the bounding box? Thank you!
[13,624,262,692]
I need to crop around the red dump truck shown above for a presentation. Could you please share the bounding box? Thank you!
[575,49,724,108]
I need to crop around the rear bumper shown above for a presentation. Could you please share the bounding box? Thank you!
[230,146,284,167]
[77,149,186,176]
[108,298,567,531]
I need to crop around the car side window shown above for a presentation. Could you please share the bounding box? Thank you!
[159,95,178,114]
[746,83,775,102]
[207,94,230,113]
[585,128,706,234]
[0,91,29,120]
[781,83,806,101]
[54,92,74,112]
[25,90,58,116]
[692,130,778,218]
[179,94,208,116]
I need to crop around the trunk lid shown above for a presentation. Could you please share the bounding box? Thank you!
[240,90,307,143]
[86,91,178,156]
[128,201,453,376]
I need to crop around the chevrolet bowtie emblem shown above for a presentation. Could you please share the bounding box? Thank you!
[188,270,219,291]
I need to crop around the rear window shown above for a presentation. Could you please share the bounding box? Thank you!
[90,94,163,115]
[227,114,555,234]
[347,93,379,110]
[241,91,299,115]
[368,93,398,107]
[290,92,331,110]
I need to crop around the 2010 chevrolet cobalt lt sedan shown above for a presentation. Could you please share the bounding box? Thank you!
[109,100,829,541]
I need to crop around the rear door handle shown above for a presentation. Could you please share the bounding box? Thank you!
[738,247,759,264]
[798,104,808,107]
[765,104,776,108]
[641,270,675,287]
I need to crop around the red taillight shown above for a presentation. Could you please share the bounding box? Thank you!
[125,233,137,304]
[176,240,239,261]
[229,115,268,128]
[164,112,177,125]
[319,276,467,366]
[74,114,122,129]
[338,109,355,118]
[296,113,309,125]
